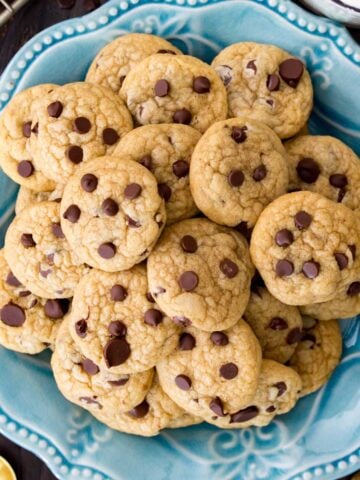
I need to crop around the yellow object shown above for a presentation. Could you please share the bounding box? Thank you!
[0,457,16,480]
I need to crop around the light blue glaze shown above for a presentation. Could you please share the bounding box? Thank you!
[0,1,359,479]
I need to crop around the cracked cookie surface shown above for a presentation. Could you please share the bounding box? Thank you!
[86,33,182,94]
[68,265,180,374]
[15,184,64,214]
[212,42,313,139]
[157,319,262,422]
[190,117,289,228]
[60,156,166,272]
[4,201,88,299]
[29,82,133,184]
[289,317,342,396]
[147,218,254,331]
[120,54,227,133]
[0,84,56,191]
[250,191,360,305]
[114,124,200,224]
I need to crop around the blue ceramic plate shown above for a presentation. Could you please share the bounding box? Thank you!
[0,1,359,479]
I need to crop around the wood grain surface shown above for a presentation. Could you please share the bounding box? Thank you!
[0,1,358,479]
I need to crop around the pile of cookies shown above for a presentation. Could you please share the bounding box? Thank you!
[1,33,358,436]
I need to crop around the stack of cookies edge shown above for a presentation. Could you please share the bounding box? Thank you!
[0,32,358,436]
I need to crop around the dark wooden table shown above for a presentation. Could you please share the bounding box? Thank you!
[0,1,359,479]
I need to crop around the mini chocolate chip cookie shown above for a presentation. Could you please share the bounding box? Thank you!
[4,201,88,299]
[93,374,202,436]
[86,33,182,94]
[15,184,64,214]
[52,319,154,413]
[244,282,303,363]
[212,42,313,139]
[114,124,201,224]
[120,54,227,133]
[29,82,133,184]
[289,317,342,397]
[147,218,254,331]
[157,319,262,422]
[0,249,67,354]
[0,84,57,191]
[68,265,179,374]
[286,135,360,210]
[60,156,166,271]
[250,191,360,305]
[190,117,289,228]
[205,359,301,428]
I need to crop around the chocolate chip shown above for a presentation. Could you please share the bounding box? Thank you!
[21,233,36,248]
[253,165,267,182]
[217,64,233,85]
[175,374,192,390]
[82,358,99,375]
[51,222,65,239]
[102,198,119,216]
[231,126,247,143]
[108,321,127,337]
[219,362,238,380]
[157,183,172,202]
[268,317,288,330]
[296,158,320,183]
[220,259,238,278]
[266,406,276,413]
[126,215,141,228]
[210,331,229,346]
[6,271,22,287]
[179,332,196,351]
[235,222,252,242]
[75,319,87,338]
[124,183,142,200]
[144,308,163,327]
[335,253,348,271]
[266,74,280,91]
[274,381,287,397]
[108,377,129,387]
[330,173,348,189]
[22,121,32,138]
[139,155,152,170]
[228,169,244,187]
[266,99,274,107]
[31,122,39,134]
[47,101,63,118]
[63,204,81,223]
[46,253,55,265]
[81,173,98,192]
[209,396,225,417]
[337,188,346,203]
[193,76,210,93]
[154,79,170,97]
[173,316,191,327]
[17,160,34,178]
[246,60,257,73]
[98,242,116,259]
[110,285,127,302]
[67,145,83,164]
[74,117,91,134]
[276,260,294,277]
[294,211,312,230]
[180,235,198,253]
[146,292,155,303]
[157,49,176,55]
[40,269,51,278]
[279,58,304,88]
[128,400,149,418]
[275,229,294,248]
[178,271,198,291]
[347,282,360,297]
[103,338,131,367]
[44,299,69,319]
[287,327,303,344]
[1,302,25,327]
[349,245,356,261]
[302,261,320,279]
[103,128,119,145]
[230,405,259,423]
[172,160,189,178]
[173,109,192,125]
